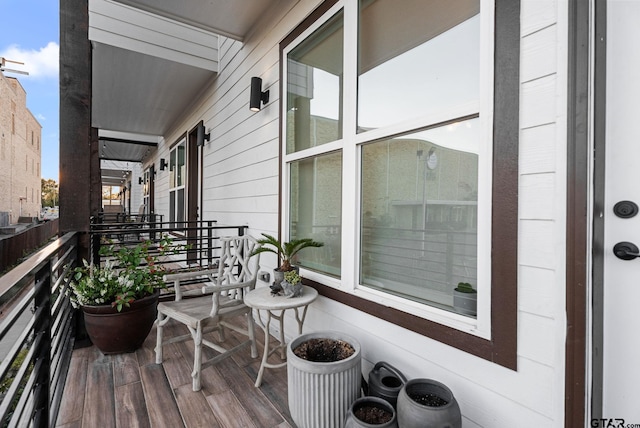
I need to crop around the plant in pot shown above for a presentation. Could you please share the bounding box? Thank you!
[453,282,477,316]
[68,236,182,354]
[251,233,323,291]
[280,269,303,298]
[288,331,361,428]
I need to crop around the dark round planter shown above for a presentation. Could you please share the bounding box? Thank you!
[397,379,461,428]
[81,289,159,354]
[345,396,398,428]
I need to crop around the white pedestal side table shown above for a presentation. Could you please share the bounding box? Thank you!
[244,285,318,387]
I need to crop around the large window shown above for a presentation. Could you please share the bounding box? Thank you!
[360,119,481,311]
[282,0,519,365]
[169,139,186,227]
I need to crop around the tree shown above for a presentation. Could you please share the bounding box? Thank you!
[41,179,58,207]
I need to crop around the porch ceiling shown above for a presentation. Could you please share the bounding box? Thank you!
[101,168,130,186]
[90,0,278,163]
[112,0,274,41]
[91,42,213,145]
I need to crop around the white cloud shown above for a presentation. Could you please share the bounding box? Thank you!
[1,42,59,79]
[37,113,46,122]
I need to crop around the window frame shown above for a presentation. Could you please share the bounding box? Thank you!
[279,0,519,369]
[169,137,187,227]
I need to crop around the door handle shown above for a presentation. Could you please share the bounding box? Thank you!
[613,242,640,260]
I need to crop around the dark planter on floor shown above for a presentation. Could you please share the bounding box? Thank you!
[397,378,461,428]
[81,289,159,354]
[345,396,398,428]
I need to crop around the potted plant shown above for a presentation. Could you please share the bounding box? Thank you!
[287,331,361,428]
[251,233,323,283]
[280,269,304,297]
[68,236,182,354]
[453,282,477,316]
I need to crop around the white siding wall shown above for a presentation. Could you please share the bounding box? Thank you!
[151,0,570,425]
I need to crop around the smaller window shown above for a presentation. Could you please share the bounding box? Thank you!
[289,151,343,277]
[169,140,186,227]
[286,10,344,154]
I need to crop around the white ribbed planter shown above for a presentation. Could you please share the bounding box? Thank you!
[287,331,362,428]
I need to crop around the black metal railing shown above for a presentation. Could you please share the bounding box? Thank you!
[0,232,79,427]
[0,220,252,426]
[89,219,250,298]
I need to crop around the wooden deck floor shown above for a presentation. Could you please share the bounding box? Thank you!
[55,317,293,428]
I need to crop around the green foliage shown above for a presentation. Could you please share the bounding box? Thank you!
[455,282,476,293]
[250,233,323,272]
[0,348,30,394]
[68,236,185,311]
[283,270,301,284]
[41,178,58,207]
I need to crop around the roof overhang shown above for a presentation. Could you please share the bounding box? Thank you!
[88,0,277,165]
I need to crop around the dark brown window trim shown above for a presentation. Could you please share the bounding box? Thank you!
[169,132,188,150]
[564,0,591,426]
[281,0,520,370]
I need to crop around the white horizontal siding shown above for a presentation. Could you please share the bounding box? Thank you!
[520,123,557,174]
[519,265,556,318]
[148,0,571,426]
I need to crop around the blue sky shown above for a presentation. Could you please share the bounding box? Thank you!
[1,0,59,181]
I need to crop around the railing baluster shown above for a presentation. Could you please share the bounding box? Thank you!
[207,221,213,266]
[33,261,51,427]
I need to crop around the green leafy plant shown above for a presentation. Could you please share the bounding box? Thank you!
[283,270,301,285]
[68,236,184,311]
[454,282,476,293]
[251,233,323,272]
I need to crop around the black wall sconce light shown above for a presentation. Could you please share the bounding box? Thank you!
[138,177,143,185]
[159,158,168,171]
[249,77,269,111]
[196,122,210,146]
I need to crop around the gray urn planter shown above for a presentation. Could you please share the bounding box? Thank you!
[397,378,461,428]
[287,331,362,428]
[452,289,477,316]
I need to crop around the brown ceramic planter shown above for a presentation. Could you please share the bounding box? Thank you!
[81,289,159,354]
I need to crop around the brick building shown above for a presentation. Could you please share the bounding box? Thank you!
[0,70,42,224]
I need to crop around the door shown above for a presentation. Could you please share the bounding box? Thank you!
[602,0,640,420]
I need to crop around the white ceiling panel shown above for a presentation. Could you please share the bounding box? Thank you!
[112,0,274,41]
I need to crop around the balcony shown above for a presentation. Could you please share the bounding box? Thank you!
[56,314,291,427]
[0,222,292,427]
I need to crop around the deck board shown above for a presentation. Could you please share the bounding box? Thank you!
[56,317,291,427]
[206,390,258,428]
[55,354,87,425]
[113,353,141,387]
[140,363,185,427]
[115,382,151,428]
[173,383,221,428]
[83,359,116,427]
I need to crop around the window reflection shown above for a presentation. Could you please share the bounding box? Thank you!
[360,118,479,316]
[358,0,480,132]
[286,11,344,153]
[290,151,342,276]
